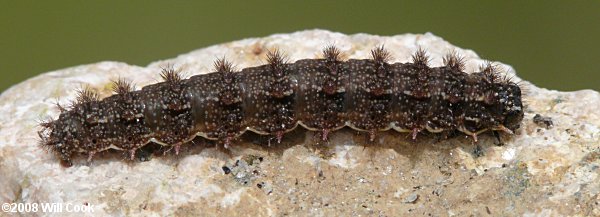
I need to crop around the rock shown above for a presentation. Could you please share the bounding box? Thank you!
[0,30,598,216]
[402,193,419,204]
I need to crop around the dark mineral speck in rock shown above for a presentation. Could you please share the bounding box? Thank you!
[533,114,554,129]
[473,145,484,158]
[222,166,231,174]
[256,181,273,195]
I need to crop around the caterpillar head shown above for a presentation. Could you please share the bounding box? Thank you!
[499,83,524,132]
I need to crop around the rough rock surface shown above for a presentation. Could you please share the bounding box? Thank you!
[0,30,598,217]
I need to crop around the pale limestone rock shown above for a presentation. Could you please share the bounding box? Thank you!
[0,30,598,216]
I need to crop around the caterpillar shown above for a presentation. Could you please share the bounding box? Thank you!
[38,45,524,167]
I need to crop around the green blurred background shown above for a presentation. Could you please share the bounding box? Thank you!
[2,1,599,93]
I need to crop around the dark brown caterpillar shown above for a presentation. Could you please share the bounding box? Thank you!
[38,46,524,167]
